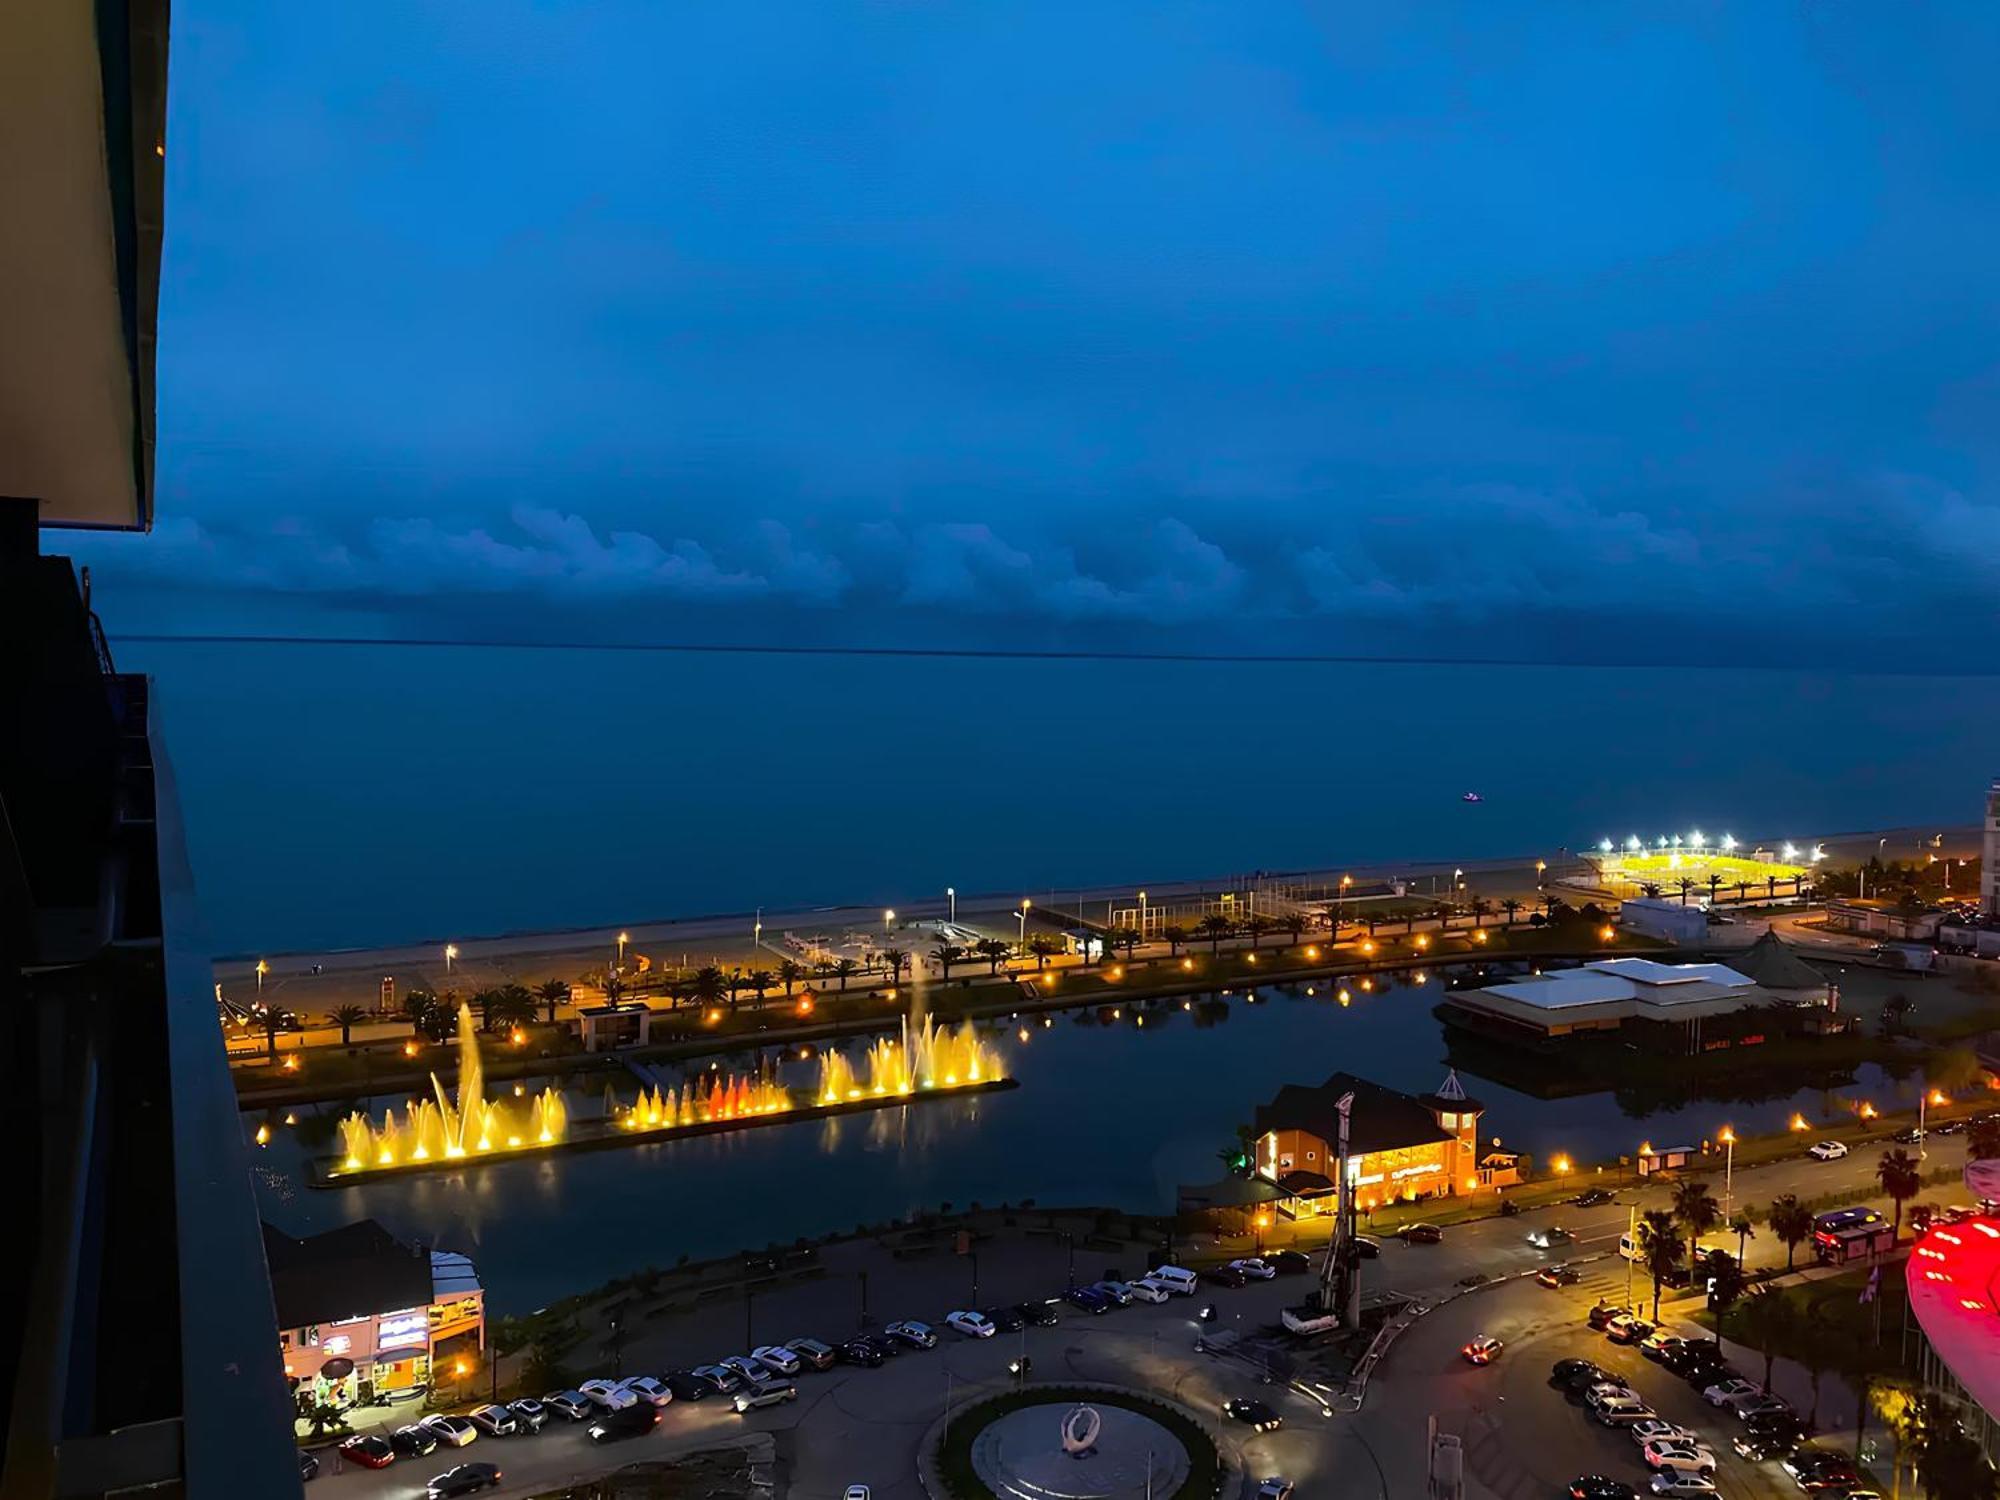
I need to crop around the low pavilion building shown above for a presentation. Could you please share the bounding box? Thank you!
[1441,957,1776,1042]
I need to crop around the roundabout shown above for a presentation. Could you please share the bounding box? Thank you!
[932,1385,1219,1500]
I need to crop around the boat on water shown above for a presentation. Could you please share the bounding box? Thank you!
[1461,791,1483,803]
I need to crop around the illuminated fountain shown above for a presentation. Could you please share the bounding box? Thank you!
[615,1069,791,1130]
[334,1004,568,1173]
[818,1017,1003,1103]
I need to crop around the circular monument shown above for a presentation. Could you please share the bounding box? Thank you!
[970,1401,1192,1500]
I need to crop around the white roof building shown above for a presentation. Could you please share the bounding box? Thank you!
[1443,957,1773,1038]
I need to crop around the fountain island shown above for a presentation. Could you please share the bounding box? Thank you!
[311,1005,1011,1186]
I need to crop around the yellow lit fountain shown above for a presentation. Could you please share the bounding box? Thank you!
[334,1004,568,1174]
[817,1016,1003,1103]
[615,1069,792,1131]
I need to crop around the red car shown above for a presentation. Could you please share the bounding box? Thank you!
[337,1434,396,1469]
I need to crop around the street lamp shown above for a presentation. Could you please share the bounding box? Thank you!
[753,911,763,954]
[883,909,895,934]
[1018,899,1031,949]
[1718,1125,1736,1219]
[255,958,268,995]
[444,943,458,975]
[617,931,630,966]
[947,887,956,924]
[1536,860,1547,886]
[1138,890,1147,936]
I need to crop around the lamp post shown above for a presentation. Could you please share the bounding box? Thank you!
[255,959,268,995]
[1718,1125,1736,1219]
[883,909,895,935]
[1536,860,1547,887]
[617,931,629,967]
[1138,890,1147,937]
[444,943,458,976]
[1018,900,1031,950]
[753,911,762,955]
[947,887,956,924]
[1338,874,1352,932]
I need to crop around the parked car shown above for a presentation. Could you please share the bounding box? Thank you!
[1587,1300,1626,1330]
[1733,1395,1793,1423]
[1567,1478,1636,1500]
[1353,1235,1382,1258]
[1550,1359,1609,1386]
[1808,1140,1849,1161]
[751,1345,803,1377]
[617,1376,673,1408]
[1645,1476,1716,1498]
[1066,1285,1116,1312]
[298,1451,320,1484]
[1228,1258,1277,1280]
[665,1371,718,1401]
[983,1306,1026,1332]
[1701,1378,1762,1407]
[1526,1226,1575,1249]
[339,1435,397,1469]
[836,1339,885,1368]
[1573,1189,1616,1207]
[539,1391,591,1422]
[1461,1335,1504,1366]
[1678,1358,1739,1389]
[1266,1249,1312,1274]
[1895,1126,1927,1145]
[421,1415,479,1448]
[578,1379,637,1411]
[1538,1263,1581,1287]
[586,1403,659,1444]
[1125,1279,1171,1303]
[1597,1400,1659,1428]
[1629,1421,1698,1449]
[786,1337,837,1371]
[886,1320,938,1349]
[1732,1426,1802,1461]
[1016,1301,1061,1326]
[392,1425,442,1458]
[506,1397,549,1431]
[1640,1334,1684,1362]
[1222,1397,1282,1433]
[855,1334,903,1360]
[425,1463,504,1498]
[1605,1314,1655,1345]
[466,1404,520,1437]
[1642,1440,1717,1476]
[733,1380,799,1414]
[720,1356,768,1385]
[1087,1280,1136,1305]
[1399,1223,1444,1244]
[946,1310,996,1339]
[1202,1266,1248,1289]
[692,1363,744,1392]
[1256,1480,1296,1500]
[1585,1382,1641,1410]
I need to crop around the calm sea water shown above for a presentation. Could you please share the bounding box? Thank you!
[248,979,1914,1313]
[116,639,1999,957]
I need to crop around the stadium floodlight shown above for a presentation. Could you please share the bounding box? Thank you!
[1626,835,1641,852]
[1598,838,1613,854]
[1811,844,1827,863]
[1657,835,1669,849]
[1720,834,1737,852]
[1781,842,1798,861]
[1690,829,1705,849]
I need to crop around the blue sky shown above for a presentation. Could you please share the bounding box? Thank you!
[77,1,2000,663]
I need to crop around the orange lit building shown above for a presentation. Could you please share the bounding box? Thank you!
[1253,1070,1514,1217]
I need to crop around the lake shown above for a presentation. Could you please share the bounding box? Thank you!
[248,976,1916,1312]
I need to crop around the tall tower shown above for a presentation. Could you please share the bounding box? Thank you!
[1985,777,2000,918]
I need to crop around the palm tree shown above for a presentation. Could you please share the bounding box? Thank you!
[1162,924,1189,956]
[1027,934,1063,970]
[829,957,859,992]
[1639,882,1662,900]
[745,969,776,1009]
[1282,913,1308,948]
[602,972,625,1008]
[1197,915,1232,955]
[330,1004,367,1046]
[974,938,1010,974]
[1911,1394,1999,1500]
[1637,1209,1684,1320]
[1676,876,1697,907]
[1877,1146,1923,1240]
[535,979,571,1024]
[1245,915,1275,949]
[1730,1285,1800,1389]
[1734,880,1749,905]
[1729,1211,1755,1264]
[474,988,506,1032]
[1671,1178,1723,1268]
[1470,898,1493,928]
[1500,898,1522,926]
[687,965,727,1013]
[929,943,963,982]
[402,988,438,1034]
[723,969,746,1011]
[496,984,536,1030]
[778,960,804,997]
[882,948,909,988]
[262,1005,284,1062]
[1110,926,1143,960]
[1768,1194,1813,1271]
[1706,873,1725,905]
[1765,873,1778,899]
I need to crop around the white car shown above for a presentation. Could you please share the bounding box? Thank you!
[1648,1474,1717,1497]
[1701,1378,1761,1407]
[945,1310,996,1339]
[1808,1139,1849,1160]
[1631,1420,1699,1448]
[420,1414,478,1447]
[1585,1382,1640,1408]
[578,1378,636,1411]
[844,1490,871,1500]
[1644,1440,1717,1476]
[1125,1279,1171,1303]
[751,1345,802,1376]
[618,1376,674,1407]
[1229,1258,1277,1280]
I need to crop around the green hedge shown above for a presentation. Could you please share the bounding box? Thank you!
[934,1385,1222,1500]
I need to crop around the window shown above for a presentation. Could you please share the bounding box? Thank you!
[1440,1113,1457,1129]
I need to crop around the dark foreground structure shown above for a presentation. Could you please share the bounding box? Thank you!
[2,3,299,1493]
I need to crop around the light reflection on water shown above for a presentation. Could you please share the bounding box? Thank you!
[251,981,1905,1311]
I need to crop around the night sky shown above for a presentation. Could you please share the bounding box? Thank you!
[77,2,2000,665]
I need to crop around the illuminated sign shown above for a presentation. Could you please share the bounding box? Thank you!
[322,1335,353,1357]
[1392,1163,1442,1181]
[377,1309,429,1352]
